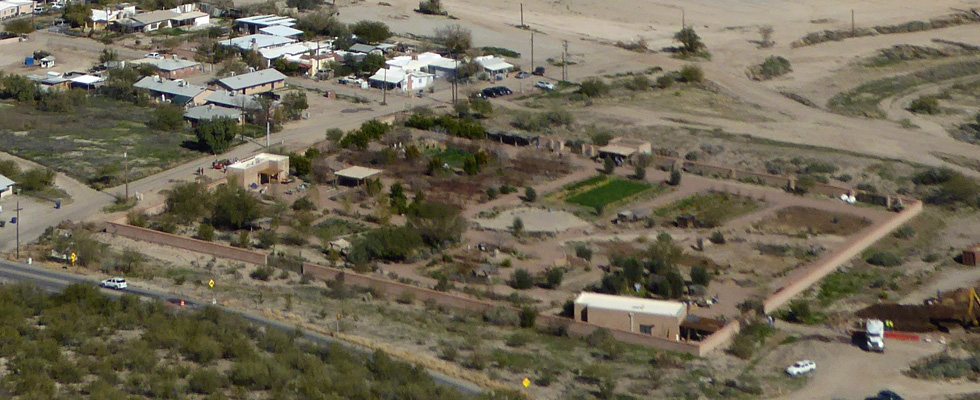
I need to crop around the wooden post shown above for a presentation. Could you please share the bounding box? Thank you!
[520,3,524,27]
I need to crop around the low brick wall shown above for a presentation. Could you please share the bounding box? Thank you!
[105,222,268,265]
[695,319,741,356]
[762,200,923,314]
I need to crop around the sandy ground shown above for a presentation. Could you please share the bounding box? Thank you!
[474,207,589,232]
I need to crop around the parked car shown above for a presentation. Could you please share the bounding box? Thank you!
[516,72,530,79]
[785,360,816,377]
[868,390,904,400]
[535,81,555,91]
[144,52,162,59]
[532,66,546,76]
[481,86,511,98]
[100,277,128,290]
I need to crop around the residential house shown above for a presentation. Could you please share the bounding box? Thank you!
[368,67,433,92]
[169,4,209,29]
[205,90,261,110]
[348,43,382,55]
[226,153,289,188]
[573,292,686,341]
[183,104,242,125]
[216,69,286,95]
[136,56,200,79]
[474,55,514,76]
[69,74,106,89]
[0,174,14,199]
[90,4,137,29]
[27,74,71,92]
[134,76,212,106]
[235,15,296,34]
[0,0,32,20]
[219,34,295,52]
[258,42,326,67]
[259,25,302,39]
[121,10,179,32]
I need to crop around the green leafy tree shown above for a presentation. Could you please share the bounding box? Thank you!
[602,157,615,174]
[690,266,710,286]
[351,20,391,44]
[435,24,471,56]
[674,26,705,54]
[668,169,682,185]
[286,0,322,11]
[165,182,211,224]
[194,117,238,154]
[149,104,186,131]
[62,3,92,28]
[579,78,609,98]
[4,19,35,35]
[510,217,524,237]
[1,74,39,103]
[634,164,646,180]
[469,98,492,118]
[280,91,308,120]
[211,181,261,230]
[679,64,704,83]
[407,202,466,247]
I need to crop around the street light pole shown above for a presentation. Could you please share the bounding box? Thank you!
[382,67,387,105]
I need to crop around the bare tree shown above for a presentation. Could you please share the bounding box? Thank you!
[759,25,774,48]
[435,24,472,57]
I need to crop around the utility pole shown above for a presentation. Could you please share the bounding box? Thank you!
[382,67,387,105]
[520,3,524,27]
[14,201,21,259]
[682,8,686,28]
[530,30,534,74]
[123,150,129,200]
[851,9,855,37]
[562,40,568,82]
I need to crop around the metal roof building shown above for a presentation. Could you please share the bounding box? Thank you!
[184,104,242,123]
[236,15,297,34]
[574,292,686,340]
[219,34,296,51]
[134,76,210,106]
[216,69,287,94]
[259,25,303,38]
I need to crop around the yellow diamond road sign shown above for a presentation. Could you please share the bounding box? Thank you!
[522,378,530,388]
[208,279,215,288]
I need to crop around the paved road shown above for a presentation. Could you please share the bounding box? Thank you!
[0,259,483,396]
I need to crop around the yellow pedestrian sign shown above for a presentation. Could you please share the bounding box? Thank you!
[208,279,215,288]
[522,378,531,388]
[70,253,77,266]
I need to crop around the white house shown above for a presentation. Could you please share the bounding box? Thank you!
[220,34,296,52]
[0,0,32,20]
[0,174,14,199]
[368,67,433,92]
[474,55,514,75]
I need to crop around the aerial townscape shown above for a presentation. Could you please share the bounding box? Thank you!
[4,0,980,399]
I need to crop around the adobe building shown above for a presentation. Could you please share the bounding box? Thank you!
[226,153,289,189]
[574,292,686,341]
[964,244,980,267]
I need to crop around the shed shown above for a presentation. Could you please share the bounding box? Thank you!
[474,55,514,74]
[964,244,980,267]
[38,56,56,69]
[335,166,381,186]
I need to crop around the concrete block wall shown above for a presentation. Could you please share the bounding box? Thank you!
[105,222,268,265]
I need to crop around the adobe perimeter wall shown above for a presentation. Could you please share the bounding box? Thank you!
[762,200,923,314]
[105,221,268,265]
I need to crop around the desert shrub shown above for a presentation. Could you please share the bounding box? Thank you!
[188,368,225,394]
[483,306,518,327]
[542,268,564,289]
[749,56,791,80]
[195,224,215,241]
[679,64,704,83]
[575,245,593,261]
[708,231,725,244]
[690,266,711,286]
[864,250,903,267]
[908,95,940,115]
[579,78,609,98]
[250,266,274,281]
[668,169,682,185]
[509,269,534,289]
[518,306,537,328]
[127,211,149,228]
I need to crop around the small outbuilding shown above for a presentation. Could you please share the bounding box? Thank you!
[474,55,514,75]
[574,292,686,340]
[335,166,381,186]
[487,131,539,146]
[964,244,980,267]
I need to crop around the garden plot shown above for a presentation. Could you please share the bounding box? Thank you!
[752,206,872,237]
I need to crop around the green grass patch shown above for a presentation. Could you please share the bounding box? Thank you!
[565,179,652,213]
[427,147,473,168]
[561,174,608,192]
[655,192,762,228]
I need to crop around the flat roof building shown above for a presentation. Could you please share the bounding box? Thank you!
[335,166,381,186]
[474,55,514,75]
[135,57,200,79]
[574,292,686,340]
[259,25,303,38]
[219,34,296,52]
[205,90,261,110]
[217,69,287,95]
[226,153,289,189]
[597,137,652,161]
[235,15,297,34]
